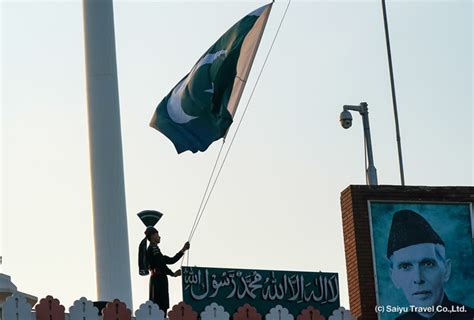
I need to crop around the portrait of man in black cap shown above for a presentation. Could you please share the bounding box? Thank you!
[385,209,474,320]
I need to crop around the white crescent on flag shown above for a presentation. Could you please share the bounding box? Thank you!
[167,50,226,124]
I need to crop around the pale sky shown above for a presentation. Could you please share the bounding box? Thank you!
[1,0,472,313]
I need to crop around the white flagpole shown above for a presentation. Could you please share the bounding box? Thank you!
[83,0,132,307]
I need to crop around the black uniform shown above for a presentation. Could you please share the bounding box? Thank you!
[146,244,183,314]
[396,295,474,320]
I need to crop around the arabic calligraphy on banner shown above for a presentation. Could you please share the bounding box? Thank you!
[182,266,339,318]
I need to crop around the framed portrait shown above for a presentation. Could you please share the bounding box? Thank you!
[368,201,474,320]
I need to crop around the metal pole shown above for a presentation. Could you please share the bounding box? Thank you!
[381,0,405,185]
[83,0,132,307]
[360,103,378,185]
[342,103,378,186]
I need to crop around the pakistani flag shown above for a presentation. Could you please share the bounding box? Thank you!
[150,3,272,153]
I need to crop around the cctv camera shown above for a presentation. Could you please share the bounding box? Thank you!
[340,110,352,129]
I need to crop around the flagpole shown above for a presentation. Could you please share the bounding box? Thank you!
[381,0,405,185]
[83,0,132,307]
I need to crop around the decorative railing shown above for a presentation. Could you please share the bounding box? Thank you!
[1,293,355,320]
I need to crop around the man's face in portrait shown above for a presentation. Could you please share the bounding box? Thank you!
[390,243,451,308]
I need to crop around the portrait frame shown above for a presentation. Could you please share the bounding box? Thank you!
[368,201,474,320]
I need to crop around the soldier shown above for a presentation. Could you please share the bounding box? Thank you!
[137,210,190,315]
[145,227,190,315]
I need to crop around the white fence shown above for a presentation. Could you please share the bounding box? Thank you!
[1,293,355,320]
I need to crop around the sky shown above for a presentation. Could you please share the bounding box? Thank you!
[1,0,472,314]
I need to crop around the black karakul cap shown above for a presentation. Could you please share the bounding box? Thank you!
[387,209,444,258]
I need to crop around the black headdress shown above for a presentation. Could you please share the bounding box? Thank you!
[137,210,163,275]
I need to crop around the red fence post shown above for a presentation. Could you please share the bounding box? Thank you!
[35,295,65,320]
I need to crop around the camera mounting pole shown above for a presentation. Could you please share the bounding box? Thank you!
[341,102,378,186]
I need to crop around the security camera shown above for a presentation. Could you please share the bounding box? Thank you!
[340,110,352,129]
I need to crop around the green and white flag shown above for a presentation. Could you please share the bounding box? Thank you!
[150,3,272,153]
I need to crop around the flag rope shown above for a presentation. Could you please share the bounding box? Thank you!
[187,141,226,243]
[181,141,225,267]
[183,0,292,266]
